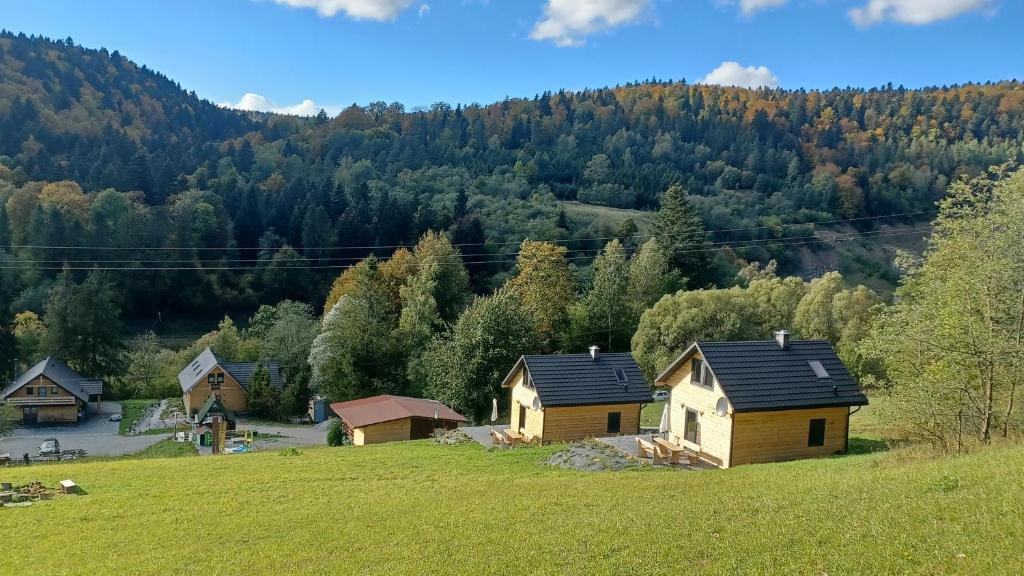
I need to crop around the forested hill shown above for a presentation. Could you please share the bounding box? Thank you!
[0,31,253,201]
[1,32,1023,319]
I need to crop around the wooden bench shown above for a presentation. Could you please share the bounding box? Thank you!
[635,438,664,465]
[59,479,78,494]
[653,437,691,465]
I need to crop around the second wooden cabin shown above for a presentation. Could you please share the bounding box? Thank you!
[501,346,652,443]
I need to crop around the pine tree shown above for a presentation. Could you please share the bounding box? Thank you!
[653,184,710,287]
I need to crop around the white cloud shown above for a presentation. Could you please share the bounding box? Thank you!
[699,61,779,89]
[220,93,337,117]
[530,0,650,47]
[731,0,788,16]
[269,0,415,21]
[418,3,430,16]
[849,0,992,27]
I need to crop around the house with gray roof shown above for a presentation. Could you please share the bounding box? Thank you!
[501,346,652,443]
[654,330,868,468]
[178,347,284,418]
[1,358,103,425]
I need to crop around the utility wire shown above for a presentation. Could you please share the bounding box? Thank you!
[0,223,934,265]
[0,227,933,271]
[0,209,937,252]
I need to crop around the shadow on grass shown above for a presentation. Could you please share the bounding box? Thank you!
[848,437,890,455]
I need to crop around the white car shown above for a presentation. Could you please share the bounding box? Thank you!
[651,390,670,402]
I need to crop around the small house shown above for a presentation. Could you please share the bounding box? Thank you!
[178,347,283,417]
[329,395,466,446]
[654,331,868,468]
[1,358,103,425]
[501,347,652,443]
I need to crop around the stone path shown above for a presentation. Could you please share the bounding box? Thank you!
[461,425,508,448]
[595,433,716,470]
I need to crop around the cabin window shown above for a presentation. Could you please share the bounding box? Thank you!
[607,412,621,434]
[207,374,215,383]
[808,419,826,447]
[38,387,47,398]
[210,373,220,391]
[25,387,33,395]
[690,359,704,386]
[518,404,527,432]
[216,373,225,383]
[684,408,699,444]
[50,386,58,395]
[612,368,628,384]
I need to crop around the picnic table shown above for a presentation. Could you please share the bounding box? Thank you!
[653,437,691,465]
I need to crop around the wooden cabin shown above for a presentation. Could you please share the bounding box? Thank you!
[501,347,652,443]
[178,347,284,417]
[329,395,467,446]
[654,331,868,468]
[0,358,103,425]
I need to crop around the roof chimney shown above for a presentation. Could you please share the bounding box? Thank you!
[589,346,600,361]
[774,330,790,350]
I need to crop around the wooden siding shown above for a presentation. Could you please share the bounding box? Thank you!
[6,375,78,401]
[662,350,733,466]
[183,366,247,415]
[353,418,412,446]
[730,407,849,466]
[509,368,544,441]
[36,405,79,424]
[541,403,641,442]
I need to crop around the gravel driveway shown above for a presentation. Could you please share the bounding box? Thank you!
[0,401,166,458]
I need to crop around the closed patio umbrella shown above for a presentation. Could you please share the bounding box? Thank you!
[490,398,499,422]
[658,402,670,435]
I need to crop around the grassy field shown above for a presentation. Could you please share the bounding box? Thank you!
[117,399,159,435]
[2,437,1022,575]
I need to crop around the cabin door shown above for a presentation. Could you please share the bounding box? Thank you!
[23,407,38,425]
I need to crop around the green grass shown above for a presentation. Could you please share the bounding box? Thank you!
[129,438,198,459]
[641,400,665,428]
[117,399,159,435]
[2,439,1022,575]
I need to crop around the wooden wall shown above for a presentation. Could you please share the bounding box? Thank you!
[7,375,77,400]
[509,368,544,441]
[730,407,849,466]
[541,403,641,442]
[353,418,412,446]
[663,350,733,466]
[183,366,248,415]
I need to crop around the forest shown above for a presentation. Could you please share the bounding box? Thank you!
[1,33,1023,441]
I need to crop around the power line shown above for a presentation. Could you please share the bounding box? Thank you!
[0,227,933,271]
[0,209,937,252]
[0,225,933,266]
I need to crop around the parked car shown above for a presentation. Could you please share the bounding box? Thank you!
[108,413,122,422]
[38,438,61,456]
[651,390,670,402]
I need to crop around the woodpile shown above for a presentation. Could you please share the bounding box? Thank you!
[1,481,56,504]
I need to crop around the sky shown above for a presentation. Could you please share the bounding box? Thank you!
[2,0,1021,115]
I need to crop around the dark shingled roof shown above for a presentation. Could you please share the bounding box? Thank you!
[503,353,652,407]
[178,347,284,393]
[2,357,100,402]
[658,340,868,413]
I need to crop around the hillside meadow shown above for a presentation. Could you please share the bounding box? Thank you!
[1,438,1022,575]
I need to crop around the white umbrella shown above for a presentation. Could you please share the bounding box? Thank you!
[490,398,499,422]
[658,402,670,435]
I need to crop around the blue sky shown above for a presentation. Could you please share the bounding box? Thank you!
[2,0,1021,114]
